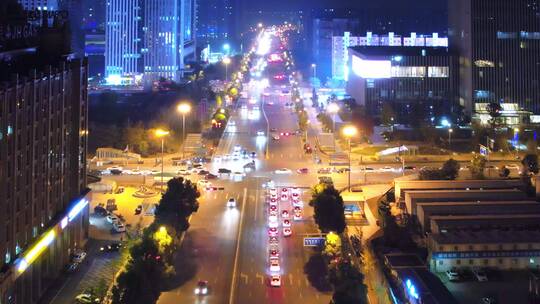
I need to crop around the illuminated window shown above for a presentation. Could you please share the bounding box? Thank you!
[497,31,517,39]
[428,66,449,77]
[390,66,425,78]
[5,251,10,264]
[474,60,495,67]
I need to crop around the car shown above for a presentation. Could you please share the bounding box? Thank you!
[243,161,256,170]
[317,168,332,174]
[229,121,236,126]
[115,186,125,194]
[297,168,309,174]
[113,222,126,233]
[269,198,278,206]
[206,173,218,180]
[268,219,279,228]
[233,171,245,178]
[227,198,237,208]
[275,168,292,174]
[281,210,289,218]
[472,267,488,282]
[269,257,280,272]
[177,169,190,176]
[269,192,278,199]
[505,164,520,170]
[75,293,100,304]
[222,154,230,160]
[129,169,142,175]
[269,205,278,212]
[446,269,461,281]
[291,192,300,199]
[198,170,210,175]
[269,188,277,195]
[257,130,265,136]
[270,274,281,287]
[106,166,123,172]
[134,205,143,215]
[293,212,302,220]
[66,262,80,273]
[486,165,499,170]
[268,213,278,222]
[213,156,222,162]
[100,242,122,252]
[292,199,303,207]
[106,214,119,224]
[250,151,257,158]
[283,227,292,237]
[404,166,417,171]
[280,193,288,201]
[336,168,351,173]
[233,144,241,152]
[269,236,279,245]
[72,250,87,263]
[482,297,496,304]
[94,205,107,216]
[218,168,232,174]
[272,135,280,140]
[363,167,375,171]
[268,227,278,237]
[280,132,291,136]
[380,166,394,172]
[282,219,291,227]
[269,248,279,259]
[270,128,277,132]
[197,180,210,187]
[194,280,209,295]
[293,206,302,214]
[318,176,334,185]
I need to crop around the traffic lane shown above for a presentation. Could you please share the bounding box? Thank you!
[157,185,244,304]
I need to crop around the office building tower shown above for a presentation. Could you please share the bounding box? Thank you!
[0,8,89,304]
[449,0,540,118]
[17,0,58,10]
[105,0,142,84]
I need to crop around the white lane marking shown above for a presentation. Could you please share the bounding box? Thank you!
[289,274,294,285]
[228,187,248,304]
[256,273,264,284]
[254,188,259,221]
[241,273,249,285]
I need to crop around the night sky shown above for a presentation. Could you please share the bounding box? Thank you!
[244,0,447,11]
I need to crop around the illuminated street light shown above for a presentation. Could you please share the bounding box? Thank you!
[448,128,453,151]
[177,102,192,159]
[327,103,340,135]
[154,128,170,191]
[311,63,317,78]
[342,125,358,190]
[223,57,231,82]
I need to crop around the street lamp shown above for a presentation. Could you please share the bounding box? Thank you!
[342,125,358,191]
[327,102,340,133]
[514,128,520,151]
[223,57,231,82]
[311,63,316,79]
[155,129,170,191]
[177,102,191,159]
[448,128,453,151]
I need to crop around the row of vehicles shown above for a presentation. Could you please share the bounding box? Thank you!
[267,186,304,287]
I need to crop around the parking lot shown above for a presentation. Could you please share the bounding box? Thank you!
[438,269,531,303]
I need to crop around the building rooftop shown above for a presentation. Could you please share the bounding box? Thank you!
[395,268,457,304]
[384,253,426,269]
[431,229,540,244]
[350,45,451,57]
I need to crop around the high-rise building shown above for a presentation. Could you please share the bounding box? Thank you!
[17,0,57,10]
[449,0,540,117]
[105,0,142,84]
[0,4,89,303]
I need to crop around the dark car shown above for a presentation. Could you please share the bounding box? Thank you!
[198,170,210,175]
[94,205,107,216]
[297,168,309,174]
[100,242,122,252]
[205,173,218,180]
[134,205,143,215]
[218,168,232,174]
[66,262,80,273]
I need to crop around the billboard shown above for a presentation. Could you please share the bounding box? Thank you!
[351,55,391,79]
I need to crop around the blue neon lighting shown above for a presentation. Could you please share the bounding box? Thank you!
[406,279,419,299]
[68,199,88,222]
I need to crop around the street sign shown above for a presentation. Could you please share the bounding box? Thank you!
[303,237,325,247]
[479,144,488,156]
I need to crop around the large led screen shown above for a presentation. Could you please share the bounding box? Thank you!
[351,55,391,78]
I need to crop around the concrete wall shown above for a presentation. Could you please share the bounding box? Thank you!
[417,201,540,232]
[404,189,527,215]
[396,179,524,203]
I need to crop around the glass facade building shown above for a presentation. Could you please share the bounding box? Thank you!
[449,0,540,116]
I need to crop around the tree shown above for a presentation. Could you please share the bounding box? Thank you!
[112,237,165,304]
[499,166,510,178]
[328,259,368,304]
[440,159,460,180]
[486,102,502,130]
[380,103,396,126]
[155,177,200,233]
[419,168,444,180]
[323,232,342,259]
[470,154,487,179]
[309,184,346,233]
[522,154,539,174]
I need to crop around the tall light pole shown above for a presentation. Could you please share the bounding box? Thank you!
[311,63,316,78]
[448,128,453,152]
[155,129,170,192]
[342,125,358,191]
[177,102,191,159]
[327,103,340,151]
[223,57,231,82]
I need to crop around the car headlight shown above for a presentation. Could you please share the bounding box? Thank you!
[202,288,208,294]
[194,288,200,294]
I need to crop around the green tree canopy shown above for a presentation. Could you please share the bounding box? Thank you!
[328,260,368,304]
[155,177,200,233]
[522,154,539,174]
[309,184,346,233]
[470,154,487,179]
[440,159,460,180]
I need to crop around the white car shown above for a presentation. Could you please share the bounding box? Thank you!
[214,156,222,162]
[106,166,123,171]
[293,212,302,221]
[268,220,279,228]
[113,222,126,233]
[505,164,520,170]
[75,293,99,303]
[222,154,230,160]
[177,169,190,176]
[270,274,281,287]
[72,250,87,263]
[268,214,278,223]
[283,227,292,237]
[269,188,277,196]
[280,193,288,201]
[272,135,280,140]
[275,168,292,174]
[227,198,237,208]
[257,130,265,136]
[229,121,236,126]
[106,214,119,224]
[446,269,461,281]
[282,219,291,227]
[233,144,242,152]
[269,257,280,272]
[379,166,395,172]
[472,268,488,282]
[197,180,210,187]
[291,187,300,195]
[269,198,278,206]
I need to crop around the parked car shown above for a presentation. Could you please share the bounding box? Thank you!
[472,267,488,282]
[75,293,100,304]
[134,205,143,215]
[94,205,107,216]
[112,222,126,233]
[100,242,122,252]
[72,250,87,263]
[66,262,80,273]
[446,269,461,281]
